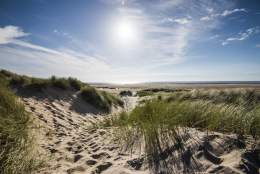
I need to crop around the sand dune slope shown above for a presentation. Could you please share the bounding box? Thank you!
[21,90,146,174]
[20,90,259,174]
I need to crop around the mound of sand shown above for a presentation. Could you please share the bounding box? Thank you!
[19,88,259,174]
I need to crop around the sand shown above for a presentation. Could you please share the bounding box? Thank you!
[19,88,259,174]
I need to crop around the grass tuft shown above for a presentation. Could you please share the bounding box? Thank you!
[0,78,41,174]
[119,90,133,96]
[104,89,260,172]
[0,69,84,91]
[80,87,123,112]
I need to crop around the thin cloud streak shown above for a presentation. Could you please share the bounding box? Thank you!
[200,8,247,21]
[222,27,260,45]
[0,26,114,82]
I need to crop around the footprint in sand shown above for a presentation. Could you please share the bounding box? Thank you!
[89,142,98,148]
[91,152,111,159]
[92,147,101,153]
[73,154,83,162]
[67,166,86,174]
[94,162,112,174]
[127,158,144,170]
[86,159,97,166]
[67,141,75,146]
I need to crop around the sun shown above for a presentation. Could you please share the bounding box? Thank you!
[112,18,139,46]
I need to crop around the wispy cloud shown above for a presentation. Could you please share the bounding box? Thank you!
[221,8,247,17]
[101,0,240,68]
[222,27,259,45]
[2,1,256,82]
[163,17,191,25]
[209,34,219,40]
[114,6,192,66]
[200,8,247,21]
[0,25,29,44]
[53,29,73,39]
[0,25,113,82]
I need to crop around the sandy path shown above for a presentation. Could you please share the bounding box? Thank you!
[122,96,139,112]
[22,95,148,174]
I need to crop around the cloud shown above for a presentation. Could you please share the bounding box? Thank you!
[113,6,192,66]
[256,44,260,48]
[200,16,211,21]
[222,27,260,45]
[164,17,191,25]
[200,8,247,21]
[103,0,239,68]
[0,25,29,44]
[1,1,249,82]
[209,34,219,40]
[0,25,114,82]
[99,0,137,5]
[53,29,72,38]
[221,8,247,17]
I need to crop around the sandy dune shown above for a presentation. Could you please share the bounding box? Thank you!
[19,88,259,174]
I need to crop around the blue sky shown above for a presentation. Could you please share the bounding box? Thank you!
[0,0,260,83]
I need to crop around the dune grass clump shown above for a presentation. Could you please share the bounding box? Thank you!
[136,88,180,97]
[50,76,70,90]
[0,69,84,91]
[136,90,154,97]
[119,90,133,96]
[25,78,49,91]
[113,89,260,140]
[81,87,123,112]
[167,88,260,108]
[105,89,260,172]
[0,79,40,174]
[68,77,83,90]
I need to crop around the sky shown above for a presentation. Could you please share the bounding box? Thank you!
[0,0,260,83]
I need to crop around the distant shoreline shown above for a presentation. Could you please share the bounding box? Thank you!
[91,81,260,89]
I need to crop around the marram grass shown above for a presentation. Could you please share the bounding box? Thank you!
[0,79,42,174]
[101,89,260,172]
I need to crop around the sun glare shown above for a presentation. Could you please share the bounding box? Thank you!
[112,18,139,46]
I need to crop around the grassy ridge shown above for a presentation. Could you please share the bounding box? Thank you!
[136,88,184,97]
[112,89,260,138]
[0,78,40,174]
[0,69,123,112]
[0,70,84,91]
[167,89,260,108]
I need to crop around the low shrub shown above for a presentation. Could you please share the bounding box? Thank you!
[119,90,133,96]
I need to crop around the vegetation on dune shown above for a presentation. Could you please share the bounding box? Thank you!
[0,69,84,91]
[68,77,83,90]
[136,90,154,97]
[0,69,123,112]
[81,87,123,112]
[119,90,133,96]
[102,89,260,172]
[167,88,260,108]
[0,78,41,174]
[0,70,123,172]
[136,88,185,97]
